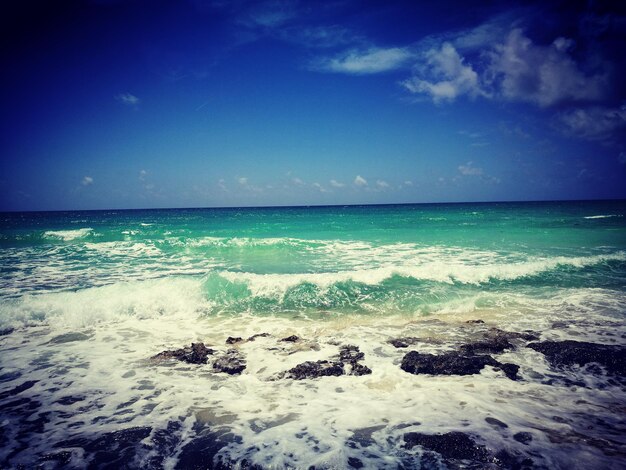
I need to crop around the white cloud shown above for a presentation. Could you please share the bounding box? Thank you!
[329,179,345,188]
[376,180,389,189]
[402,43,485,102]
[115,93,140,107]
[81,176,93,186]
[354,175,367,186]
[292,177,305,186]
[486,29,606,107]
[404,180,413,186]
[312,182,328,193]
[218,178,227,191]
[313,47,413,74]
[238,177,248,185]
[458,162,484,176]
[139,169,147,181]
[555,105,626,142]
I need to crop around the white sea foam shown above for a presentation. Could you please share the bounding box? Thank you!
[584,214,622,219]
[43,228,93,241]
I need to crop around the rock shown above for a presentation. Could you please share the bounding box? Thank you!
[283,345,371,379]
[280,335,300,342]
[225,336,243,345]
[284,360,344,379]
[388,337,420,348]
[400,351,519,380]
[152,343,214,365]
[485,417,508,429]
[0,327,14,336]
[247,333,270,341]
[513,432,533,445]
[403,431,490,461]
[213,349,246,375]
[466,319,485,324]
[527,340,626,376]
[460,328,539,355]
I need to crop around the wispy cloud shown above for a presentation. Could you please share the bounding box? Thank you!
[354,175,367,186]
[81,176,93,186]
[139,169,147,181]
[555,105,626,143]
[312,47,413,75]
[458,162,484,176]
[376,180,389,189]
[115,93,140,107]
[402,43,486,102]
[329,179,345,188]
[312,182,329,193]
[238,177,249,186]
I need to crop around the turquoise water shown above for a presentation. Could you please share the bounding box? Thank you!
[2,201,626,314]
[1,201,625,468]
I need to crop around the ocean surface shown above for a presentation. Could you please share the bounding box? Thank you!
[1,200,625,469]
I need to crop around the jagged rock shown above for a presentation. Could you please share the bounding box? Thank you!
[400,351,519,380]
[247,333,270,341]
[388,337,420,348]
[460,328,538,355]
[403,431,490,461]
[152,343,214,364]
[527,340,626,376]
[213,349,246,375]
[283,345,371,379]
[285,360,344,379]
[466,319,485,324]
[225,336,243,345]
[280,335,300,342]
[0,327,15,336]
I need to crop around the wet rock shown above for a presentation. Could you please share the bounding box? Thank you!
[247,333,270,341]
[49,332,91,344]
[280,335,300,342]
[403,431,490,461]
[0,327,14,336]
[348,457,364,468]
[152,343,214,365]
[225,336,243,345]
[39,450,73,465]
[527,340,626,376]
[400,351,519,380]
[494,449,534,469]
[460,328,539,355]
[213,349,246,375]
[388,337,420,348]
[283,345,371,379]
[513,432,533,445]
[0,380,38,401]
[466,319,485,324]
[485,417,508,429]
[285,360,345,379]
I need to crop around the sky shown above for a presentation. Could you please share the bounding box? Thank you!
[1,0,625,211]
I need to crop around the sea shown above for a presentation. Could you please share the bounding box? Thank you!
[1,200,625,469]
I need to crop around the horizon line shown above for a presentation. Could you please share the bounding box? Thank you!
[2,197,625,214]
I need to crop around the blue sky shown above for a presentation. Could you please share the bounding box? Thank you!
[1,0,625,210]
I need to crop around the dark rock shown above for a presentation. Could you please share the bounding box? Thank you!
[527,340,626,376]
[280,335,300,342]
[248,333,271,341]
[403,431,489,461]
[485,417,508,429]
[0,327,14,336]
[494,449,534,469]
[226,336,243,345]
[339,345,365,363]
[40,450,73,464]
[513,432,533,445]
[49,332,91,344]
[57,395,85,406]
[350,363,373,376]
[460,328,539,355]
[213,349,246,375]
[348,457,364,468]
[388,337,420,348]
[152,343,214,365]
[400,351,519,380]
[285,360,344,380]
[466,319,485,324]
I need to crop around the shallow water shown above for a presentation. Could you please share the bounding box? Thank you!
[1,201,625,468]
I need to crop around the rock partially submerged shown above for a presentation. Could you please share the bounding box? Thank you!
[213,349,246,375]
[400,351,519,380]
[460,328,539,355]
[152,343,214,365]
[279,335,300,342]
[527,340,626,376]
[403,431,490,461]
[388,337,420,348]
[283,345,372,380]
